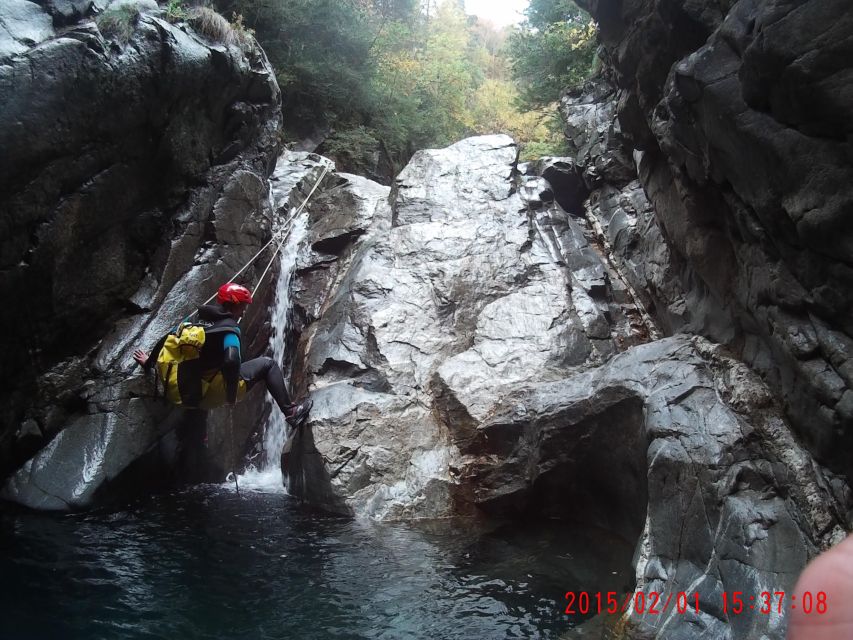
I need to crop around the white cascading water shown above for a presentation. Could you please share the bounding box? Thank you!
[233,210,309,493]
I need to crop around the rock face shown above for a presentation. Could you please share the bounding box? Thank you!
[284,135,653,518]
[281,134,849,638]
[572,0,853,485]
[461,334,847,639]
[0,0,283,508]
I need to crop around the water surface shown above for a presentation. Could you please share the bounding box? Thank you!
[1,487,633,639]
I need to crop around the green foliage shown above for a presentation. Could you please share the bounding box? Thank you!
[164,0,189,22]
[222,0,375,126]
[96,5,140,45]
[210,0,591,172]
[517,112,570,161]
[370,1,481,154]
[508,0,597,110]
[520,140,562,159]
[322,126,381,176]
[464,78,568,161]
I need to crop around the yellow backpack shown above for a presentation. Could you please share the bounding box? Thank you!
[153,322,208,406]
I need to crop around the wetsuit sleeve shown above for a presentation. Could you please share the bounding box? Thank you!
[222,333,242,404]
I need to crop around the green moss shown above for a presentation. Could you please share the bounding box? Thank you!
[164,0,189,22]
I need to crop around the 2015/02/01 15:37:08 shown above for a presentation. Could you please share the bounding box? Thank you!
[563,591,829,616]
[722,591,827,614]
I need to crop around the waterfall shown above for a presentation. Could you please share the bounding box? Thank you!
[233,210,309,493]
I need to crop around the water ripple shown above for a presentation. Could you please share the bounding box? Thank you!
[0,488,634,639]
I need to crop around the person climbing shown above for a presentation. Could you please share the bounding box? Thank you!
[133,282,312,426]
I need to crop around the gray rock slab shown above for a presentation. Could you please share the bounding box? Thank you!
[286,136,654,517]
[0,0,53,60]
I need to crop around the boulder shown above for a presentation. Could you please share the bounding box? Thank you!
[283,136,691,518]
[461,335,848,639]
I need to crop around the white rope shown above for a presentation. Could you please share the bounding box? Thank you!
[251,216,295,298]
[198,236,277,307]
[185,164,330,318]
[251,163,330,297]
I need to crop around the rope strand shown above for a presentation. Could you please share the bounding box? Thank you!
[227,405,240,496]
[186,164,330,317]
[250,163,330,298]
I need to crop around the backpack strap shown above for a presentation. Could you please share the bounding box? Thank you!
[146,330,173,403]
[145,332,170,372]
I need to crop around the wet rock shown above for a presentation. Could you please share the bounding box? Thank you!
[280,137,849,640]
[279,131,849,640]
[459,335,848,640]
[0,3,284,508]
[560,80,635,187]
[2,391,171,509]
[528,157,588,215]
[0,0,54,59]
[574,0,853,483]
[284,136,682,518]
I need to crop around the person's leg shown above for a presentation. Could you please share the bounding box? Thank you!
[240,357,292,411]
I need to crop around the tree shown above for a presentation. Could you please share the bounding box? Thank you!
[211,0,585,175]
[217,0,378,134]
[357,1,482,170]
[507,0,597,110]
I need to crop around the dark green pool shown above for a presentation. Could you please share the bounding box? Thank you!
[0,486,634,639]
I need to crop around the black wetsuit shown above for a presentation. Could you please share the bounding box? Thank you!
[196,303,292,411]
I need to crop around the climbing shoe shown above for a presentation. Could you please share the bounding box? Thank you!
[285,398,312,427]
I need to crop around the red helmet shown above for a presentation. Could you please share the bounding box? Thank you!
[217,283,253,305]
